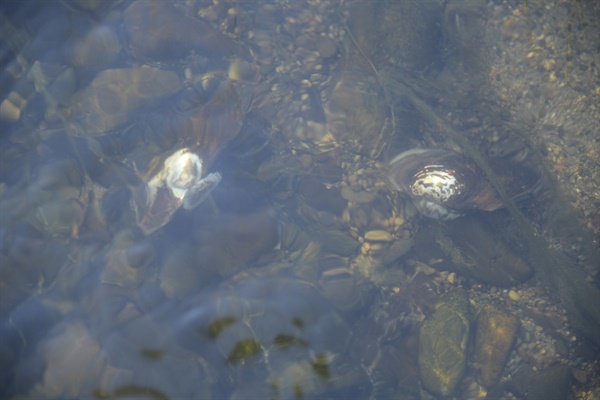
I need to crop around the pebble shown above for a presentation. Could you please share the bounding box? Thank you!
[572,368,588,384]
[364,230,393,242]
[508,290,521,301]
[316,36,337,58]
[447,272,457,284]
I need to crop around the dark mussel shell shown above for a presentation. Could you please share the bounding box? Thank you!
[388,148,542,219]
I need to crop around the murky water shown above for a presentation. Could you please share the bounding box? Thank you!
[1,1,599,399]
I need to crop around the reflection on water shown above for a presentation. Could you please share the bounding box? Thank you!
[1,0,599,399]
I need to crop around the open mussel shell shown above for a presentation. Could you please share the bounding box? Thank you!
[131,148,221,235]
[388,148,542,220]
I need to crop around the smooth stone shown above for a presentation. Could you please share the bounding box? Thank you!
[418,288,472,397]
[364,230,394,242]
[316,37,337,58]
[473,304,520,387]
[123,0,250,61]
[68,67,182,136]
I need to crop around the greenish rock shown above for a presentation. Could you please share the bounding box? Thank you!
[473,304,520,387]
[414,216,533,287]
[418,288,472,397]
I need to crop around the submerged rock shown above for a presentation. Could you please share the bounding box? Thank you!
[418,288,472,397]
[473,304,520,387]
[123,0,250,62]
[414,216,533,287]
[509,364,571,400]
[66,67,182,136]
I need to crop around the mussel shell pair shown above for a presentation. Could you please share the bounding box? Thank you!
[131,148,221,235]
[388,148,542,220]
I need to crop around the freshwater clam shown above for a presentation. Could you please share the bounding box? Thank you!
[131,148,222,235]
[387,148,542,220]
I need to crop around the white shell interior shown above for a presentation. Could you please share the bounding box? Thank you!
[414,198,462,220]
[163,149,203,199]
[410,166,462,202]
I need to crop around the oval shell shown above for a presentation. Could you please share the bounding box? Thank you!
[388,147,541,220]
[410,165,465,203]
[388,148,482,219]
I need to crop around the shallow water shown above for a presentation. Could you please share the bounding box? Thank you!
[1,1,598,399]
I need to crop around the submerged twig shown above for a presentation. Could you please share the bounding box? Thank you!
[340,12,397,160]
